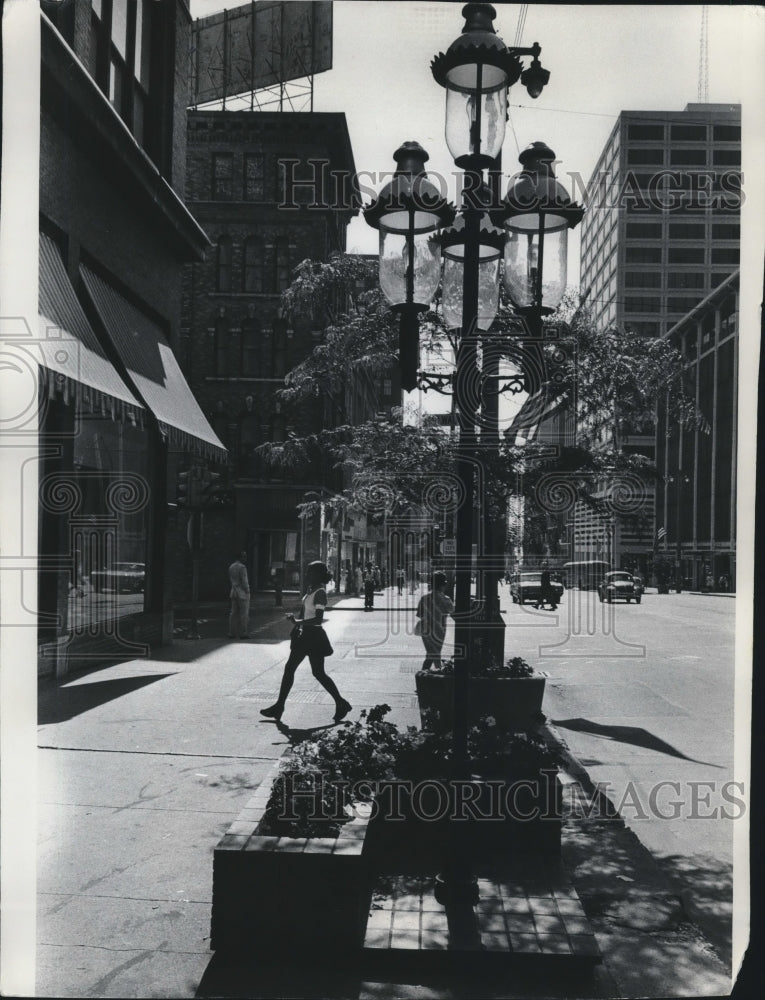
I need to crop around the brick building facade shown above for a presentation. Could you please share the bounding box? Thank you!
[181,109,361,595]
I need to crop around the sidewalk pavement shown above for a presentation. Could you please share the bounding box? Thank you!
[36,589,732,998]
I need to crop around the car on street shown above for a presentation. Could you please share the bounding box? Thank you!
[598,570,641,604]
[90,561,146,594]
[510,571,565,607]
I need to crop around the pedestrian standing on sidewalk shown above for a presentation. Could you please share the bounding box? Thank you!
[396,565,405,596]
[415,571,454,671]
[228,550,250,639]
[354,564,363,598]
[364,564,375,612]
[260,561,351,723]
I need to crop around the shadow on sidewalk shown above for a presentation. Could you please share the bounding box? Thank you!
[552,717,724,767]
[38,672,176,724]
[195,947,606,999]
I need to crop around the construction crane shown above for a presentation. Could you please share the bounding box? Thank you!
[698,5,709,103]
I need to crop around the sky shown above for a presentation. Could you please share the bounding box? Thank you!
[188,1,764,423]
[188,2,764,264]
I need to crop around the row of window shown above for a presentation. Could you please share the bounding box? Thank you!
[212,152,268,201]
[626,122,740,143]
[625,245,739,265]
[623,294,723,314]
[214,234,306,294]
[210,315,290,379]
[625,222,740,240]
[627,147,740,167]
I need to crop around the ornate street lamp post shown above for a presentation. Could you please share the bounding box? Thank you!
[364,142,455,391]
[365,1,581,919]
[497,141,584,335]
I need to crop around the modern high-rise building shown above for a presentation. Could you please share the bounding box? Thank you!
[574,103,741,574]
[579,103,741,338]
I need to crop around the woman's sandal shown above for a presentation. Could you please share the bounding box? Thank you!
[260,704,283,720]
[333,699,352,722]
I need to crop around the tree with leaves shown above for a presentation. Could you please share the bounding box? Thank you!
[257,256,706,557]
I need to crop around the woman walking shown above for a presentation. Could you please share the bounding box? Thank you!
[260,561,352,723]
[415,571,454,671]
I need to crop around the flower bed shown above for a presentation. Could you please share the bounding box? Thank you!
[416,655,546,733]
[210,706,404,953]
[210,706,563,952]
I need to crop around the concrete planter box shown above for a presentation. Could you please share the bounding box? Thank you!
[373,771,562,862]
[210,761,374,953]
[415,671,546,733]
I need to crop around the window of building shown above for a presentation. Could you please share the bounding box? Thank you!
[88,0,152,149]
[212,153,234,199]
[244,154,265,200]
[701,311,716,347]
[712,223,740,240]
[712,272,733,288]
[214,312,228,376]
[714,125,741,142]
[719,294,738,339]
[627,148,665,166]
[625,271,662,288]
[383,379,392,397]
[627,124,664,140]
[670,124,707,141]
[243,236,264,293]
[626,222,663,239]
[625,246,662,264]
[669,222,705,239]
[241,317,260,376]
[712,148,741,166]
[668,296,703,312]
[668,247,705,264]
[711,247,739,264]
[624,297,661,312]
[668,272,706,290]
[216,236,232,292]
[628,321,661,336]
[670,148,708,166]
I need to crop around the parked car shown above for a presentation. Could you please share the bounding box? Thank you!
[90,562,146,594]
[598,570,641,604]
[510,571,565,607]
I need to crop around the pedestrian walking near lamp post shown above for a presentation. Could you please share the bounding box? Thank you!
[396,564,405,596]
[228,551,250,639]
[415,571,455,671]
[260,561,352,723]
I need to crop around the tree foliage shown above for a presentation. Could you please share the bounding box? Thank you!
[257,258,705,529]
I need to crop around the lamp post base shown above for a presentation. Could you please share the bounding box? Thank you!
[434,870,479,907]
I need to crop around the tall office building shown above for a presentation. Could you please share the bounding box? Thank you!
[579,103,741,337]
[574,103,741,574]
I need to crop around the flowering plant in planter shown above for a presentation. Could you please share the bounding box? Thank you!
[420,652,536,677]
[259,705,561,839]
[259,704,404,838]
[415,652,545,733]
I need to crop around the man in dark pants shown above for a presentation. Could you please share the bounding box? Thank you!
[363,565,375,611]
[535,568,557,610]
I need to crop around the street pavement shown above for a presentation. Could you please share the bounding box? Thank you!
[497,585,741,967]
[35,586,736,998]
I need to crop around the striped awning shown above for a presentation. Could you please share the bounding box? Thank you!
[80,263,227,463]
[38,232,144,424]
